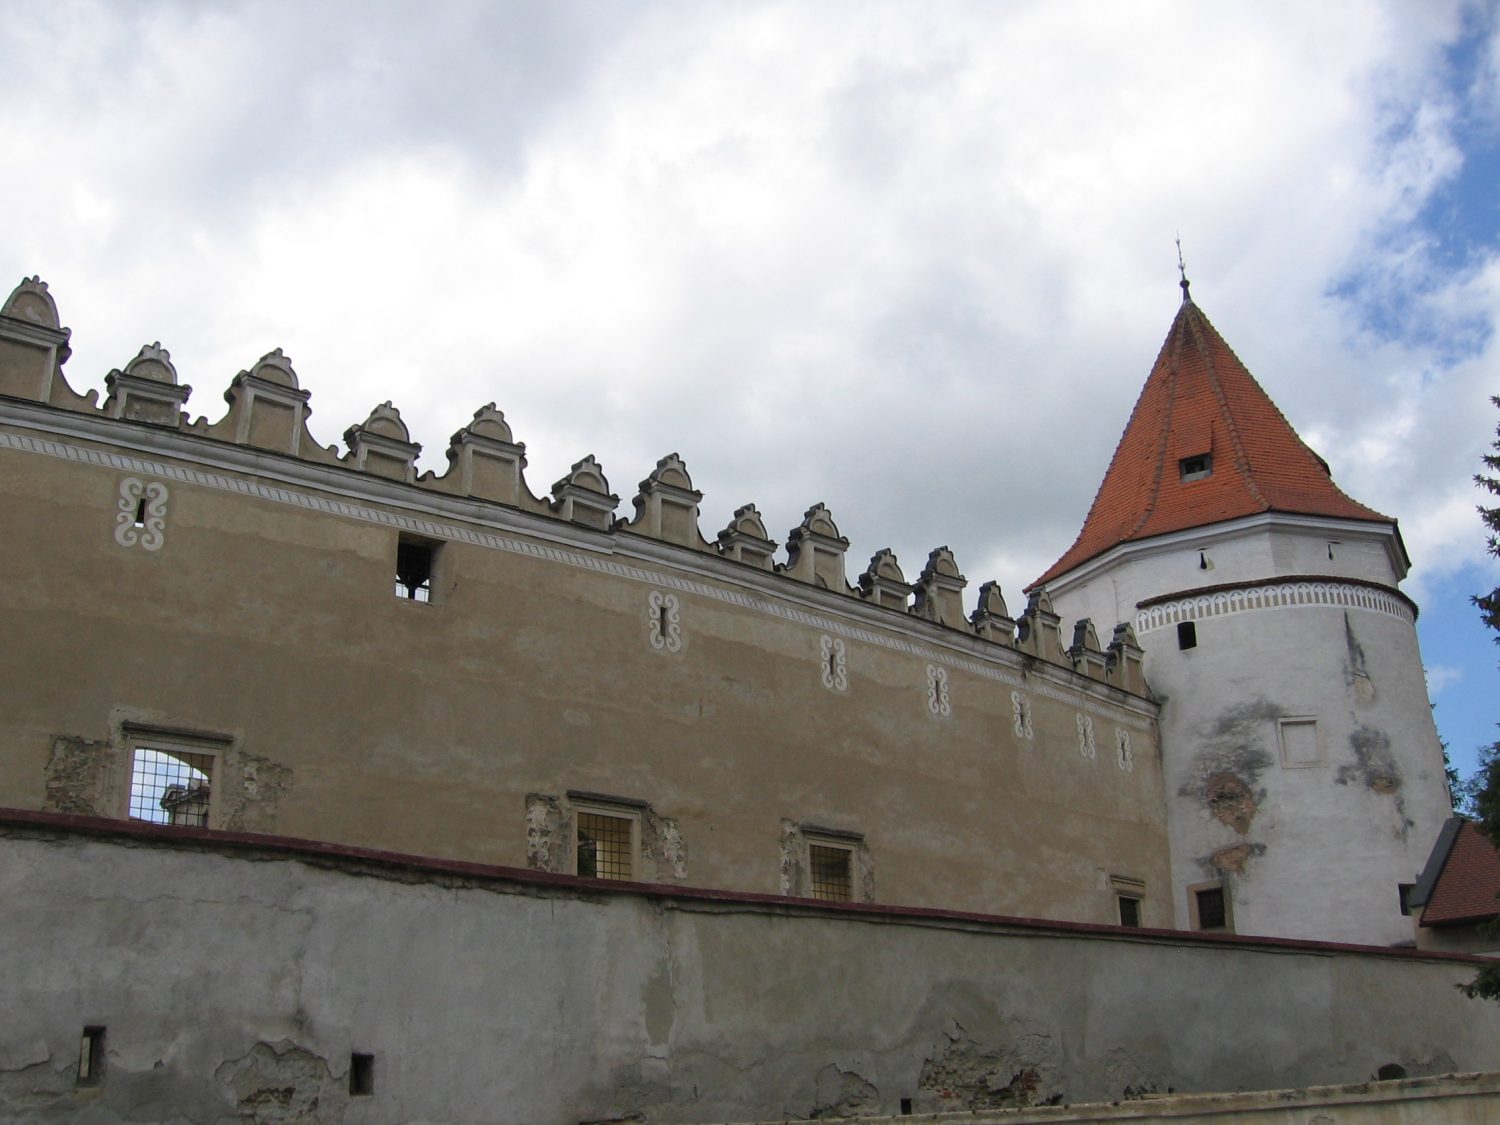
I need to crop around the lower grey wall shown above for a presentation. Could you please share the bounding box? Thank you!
[2,824,1498,1124]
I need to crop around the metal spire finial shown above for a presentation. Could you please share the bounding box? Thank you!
[1176,234,1191,303]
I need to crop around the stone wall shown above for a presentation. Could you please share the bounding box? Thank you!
[3,817,1496,1124]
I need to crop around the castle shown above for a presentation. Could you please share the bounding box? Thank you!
[0,274,1489,1121]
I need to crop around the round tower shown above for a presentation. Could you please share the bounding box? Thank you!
[1037,291,1452,946]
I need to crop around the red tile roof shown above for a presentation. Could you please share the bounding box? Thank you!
[1032,299,1390,589]
[1422,820,1500,927]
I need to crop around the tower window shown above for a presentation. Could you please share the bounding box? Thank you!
[1193,884,1229,931]
[1179,454,1212,481]
[1398,883,1415,916]
[1177,621,1197,650]
[1118,895,1142,928]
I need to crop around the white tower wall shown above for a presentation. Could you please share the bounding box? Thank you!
[1049,517,1452,945]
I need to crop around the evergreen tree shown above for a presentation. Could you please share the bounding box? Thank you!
[1460,396,1500,999]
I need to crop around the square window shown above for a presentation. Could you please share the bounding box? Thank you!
[1278,718,1320,768]
[1179,454,1212,482]
[808,842,854,902]
[395,537,436,602]
[129,746,214,826]
[576,808,638,881]
[1192,884,1230,931]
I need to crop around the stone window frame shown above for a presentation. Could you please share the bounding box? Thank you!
[121,723,233,830]
[569,792,646,882]
[796,824,867,904]
[1277,716,1322,769]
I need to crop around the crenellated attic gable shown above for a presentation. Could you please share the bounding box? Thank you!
[0,275,1146,695]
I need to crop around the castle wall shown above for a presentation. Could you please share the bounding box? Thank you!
[3,820,1497,1124]
[0,281,1165,926]
[1048,521,1453,944]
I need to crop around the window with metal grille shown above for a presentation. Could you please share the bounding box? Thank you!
[1118,895,1142,928]
[129,747,213,826]
[808,843,853,902]
[395,538,435,602]
[576,810,635,880]
[1195,885,1228,930]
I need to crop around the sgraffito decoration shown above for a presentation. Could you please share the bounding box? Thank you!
[114,477,169,551]
[1076,713,1097,759]
[1011,691,1034,740]
[819,635,849,692]
[926,664,951,717]
[647,590,682,653]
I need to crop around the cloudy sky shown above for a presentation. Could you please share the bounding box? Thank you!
[6,1,1499,779]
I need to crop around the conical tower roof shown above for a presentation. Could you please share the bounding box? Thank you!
[1032,297,1390,589]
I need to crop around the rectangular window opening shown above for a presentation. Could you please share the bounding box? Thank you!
[1398,882,1415,916]
[1176,621,1197,650]
[1117,895,1142,928]
[899,1097,914,1115]
[132,498,147,528]
[1179,454,1213,482]
[576,809,636,881]
[808,843,854,903]
[129,747,213,826]
[349,1052,374,1097]
[1195,885,1228,931]
[394,537,435,603]
[77,1026,105,1086]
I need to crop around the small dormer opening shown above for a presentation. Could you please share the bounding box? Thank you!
[1179,454,1212,482]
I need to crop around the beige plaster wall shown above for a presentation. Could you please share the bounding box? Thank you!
[0,408,1165,924]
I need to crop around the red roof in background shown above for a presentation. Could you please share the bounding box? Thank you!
[1422,821,1500,927]
[1032,298,1390,589]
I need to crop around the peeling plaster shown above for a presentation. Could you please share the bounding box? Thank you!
[213,1040,339,1121]
[1180,700,1279,832]
[43,736,110,816]
[525,792,566,871]
[918,1028,1063,1112]
[219,751,293,831]
[811,1064,879,1118]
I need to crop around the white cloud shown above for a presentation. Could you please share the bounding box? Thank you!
[1426,663,1465,694]
[2,0,1495,610]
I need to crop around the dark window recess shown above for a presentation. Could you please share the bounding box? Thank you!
[1196,886,1227,930]
[349,1053,375,1097]
[394,539,434,602]
[808,844,853,902]
[77,1026,106,1086]
[1118,895,1142,928]
[1177,621,1197,650]
[1180,454,1212,481]
[1398,883,1415,916]
[900,1097,914,1115]
[133,498,147,527]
